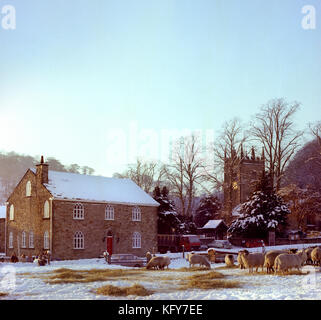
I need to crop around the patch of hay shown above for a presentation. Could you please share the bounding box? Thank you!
[96,284,153,296]
[0,292,8,298]
[45,268,143,284]
[187,271,225,280]
[215,265,239,270]
[181,279,242,290]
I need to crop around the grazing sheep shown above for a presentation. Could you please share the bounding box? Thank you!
[225,254,235,267]
[296,250,308,266]
[146,256,171,270]
[189,254,211,269]
[274,251,306,274]
[146,251,152,263]
[311,247,321,266]
[264,250,286,273]
[240,250,265,273]
[207,249,216,263]
[304,247,315,265]
[237,251,245,269]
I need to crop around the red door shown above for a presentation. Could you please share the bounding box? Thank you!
[107,236,113,255]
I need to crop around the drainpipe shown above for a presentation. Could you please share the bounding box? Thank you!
[49,197,53,259]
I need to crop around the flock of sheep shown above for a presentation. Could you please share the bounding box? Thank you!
[144,246,321,275]
[234,246,321,274]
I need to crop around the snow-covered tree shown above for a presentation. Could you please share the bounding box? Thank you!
[194,194,222,227]
[228,171,290,238]
[153,186,181,234]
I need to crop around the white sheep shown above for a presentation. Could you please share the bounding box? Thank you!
[240,250,265,273]
[304,247,315,265]
[237,251,245,269]
[146,251,152,263]
[264,250,286,273]
[189,254,211,269]
[274,251,306,274]
[311,247,321,266]
[146,256,171,270]
[225,254,235,267]
[296,249,308,266]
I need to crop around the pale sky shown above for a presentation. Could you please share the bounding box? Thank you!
[0,0,320,176]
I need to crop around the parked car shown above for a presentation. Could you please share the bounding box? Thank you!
[208,240,232,249]
[106,253,147,267]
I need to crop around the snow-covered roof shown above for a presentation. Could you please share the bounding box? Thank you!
[30,169,159,207]
[0,206,6,219]
[201,219,225,229]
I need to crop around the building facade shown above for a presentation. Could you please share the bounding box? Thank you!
[224,146,265,222]
[5,158,159,260]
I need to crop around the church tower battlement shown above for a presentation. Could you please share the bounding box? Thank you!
[223,146,265,220]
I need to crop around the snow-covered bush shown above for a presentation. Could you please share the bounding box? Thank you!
[228,171,290,238]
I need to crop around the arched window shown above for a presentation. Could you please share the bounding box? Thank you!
[9,204,14,221]
[26,181,32,197]
[29,231,34,248]
[132,232,141,248]
[21,231,26,248]
[44,200,50,218]
[73,203,84,219]
[9,232,13,248]
[44,231,49,250]
[105,205,114,220]
[132,206,141,221]
[74,231,84,249]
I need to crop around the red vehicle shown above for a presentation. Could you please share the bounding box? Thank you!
[179,235,201,251]
[245,239,266,248]
[157,234,201,253]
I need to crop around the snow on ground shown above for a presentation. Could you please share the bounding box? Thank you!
[1,244,321,300]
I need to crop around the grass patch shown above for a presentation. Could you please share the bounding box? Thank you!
[276,270,310,276]
[179,270,242,290]
[170,267,211,272]
[44,268,143,284]
[187,271,225,281]
[215,265,239,270]
[181,279,242,290]
[95,284,153,296]
[0,292,8,298]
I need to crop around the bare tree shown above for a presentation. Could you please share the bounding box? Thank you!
[210,119,248,218]
[164,134,205,217]
[250,98,303,191]
[308,121,321,168]
[113,158,165,194]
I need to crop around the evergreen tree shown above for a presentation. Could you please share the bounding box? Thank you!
[153,186,181,234]
[228,170,290,238]
[194,194,222,228]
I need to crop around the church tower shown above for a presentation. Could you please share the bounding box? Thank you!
[223,146,265,221]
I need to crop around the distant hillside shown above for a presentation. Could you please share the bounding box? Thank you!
[283,139,321,191]
[0,152,95,204]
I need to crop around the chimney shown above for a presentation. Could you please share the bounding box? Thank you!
[36,155,49,184]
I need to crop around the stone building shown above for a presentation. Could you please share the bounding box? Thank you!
[223,146,265,222]
[5,157,159,260]
[0,206,5,253]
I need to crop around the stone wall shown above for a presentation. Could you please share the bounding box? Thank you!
[6,169,52,258]
[52,200,158,260]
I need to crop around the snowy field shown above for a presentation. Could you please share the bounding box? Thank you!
[1,243,321,300]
